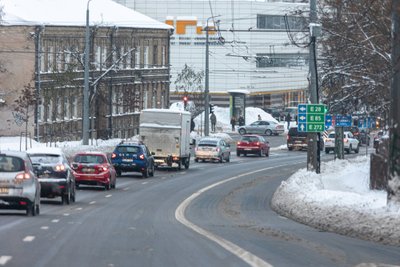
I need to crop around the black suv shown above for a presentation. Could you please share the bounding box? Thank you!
[111,141,155,178]
[287,127,308,151]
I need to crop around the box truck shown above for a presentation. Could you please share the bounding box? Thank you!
[139,109,191,169]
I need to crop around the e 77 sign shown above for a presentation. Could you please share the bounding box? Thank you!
[297,104,327,132]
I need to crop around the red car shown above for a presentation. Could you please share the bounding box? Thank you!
[71,152,116,190]
[236,134,270,157]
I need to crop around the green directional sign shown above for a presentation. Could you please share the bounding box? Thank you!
[297,104,326,132]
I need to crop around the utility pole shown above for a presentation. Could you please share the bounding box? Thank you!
[388,0,400,206]
[204,15,220,137]
[82,0,92,145]
[307,0,320,173]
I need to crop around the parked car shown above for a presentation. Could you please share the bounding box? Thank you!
[194,137,231,163]
[236,134,270,157]
[238,120,284,136]
[0,151,40,216]
[324,131,360,154]
[111,141,155,178]
[287,127,308,151]
[27,147,76,205]
[71,152,117,189]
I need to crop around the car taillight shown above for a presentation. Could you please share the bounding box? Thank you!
[139,154,145,160]
[97,166,108,172]
[237,141,241,145]
[54,164,65,172]
[216,147,220,152]
[344,138,349,143]
[15,172,31,184]
[287,135,290,141]
[256,142,260,146]
[111,153,117,159]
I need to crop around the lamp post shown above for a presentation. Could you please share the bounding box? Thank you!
[82,0,92,145]
[204,15,220,136]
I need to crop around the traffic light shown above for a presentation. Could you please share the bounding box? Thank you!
[183,95,188,110]
[209,104,214,113]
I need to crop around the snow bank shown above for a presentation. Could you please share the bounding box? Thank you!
[271,156,400,246]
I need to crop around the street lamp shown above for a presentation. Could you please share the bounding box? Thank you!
[82,0,92,145]
[204,15,220,136]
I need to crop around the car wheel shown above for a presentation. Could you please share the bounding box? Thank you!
[265,129,272,136]
[219,156,223,163]
[265,149,269,157]
[355,145,360,154]
[239,128,246,135]
[288,147,293,151]
[346,145,351,154]
[35,203,40,215]
[194,158,199,162]
[237,151,241,157]
[26,201,36,216]
[259,150,263,157]
[149,164,155,177]
[142,168,149,178]
[61,190,70,205]
[116,169,122,177]
[325,148,330,154]
[226,153,230,162]
[104,182,111,190]
[71,186,76,202]
[184,158,190,169]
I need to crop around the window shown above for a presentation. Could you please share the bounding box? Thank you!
[48,46,54,72]
[257,14,306,30]
[71,95,77,119]
[135,46,141,68]
[153,45,158,67]
[144,46,149,68]
[64,96,70,120]
[161,46,166,66]
[256,53,309,68]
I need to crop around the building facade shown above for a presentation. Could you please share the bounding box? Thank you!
[0,0,173,142]
[114,0,309,110]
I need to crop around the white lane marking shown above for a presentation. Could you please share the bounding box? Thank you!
[123,187,130,191]
[89,201,96,205]
[161,177,166,180]
[40,226,49,230]
[76,207,83,211]
[175,165,289,267]
[23,236,35,242]
[51,219,59,223]
[0,256,12,265]
[63,213,70,216]
[105,194,112,198]
[141,182,148,185]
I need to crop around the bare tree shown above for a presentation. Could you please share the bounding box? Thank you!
[174,64,204,115]
[318,0,392,117]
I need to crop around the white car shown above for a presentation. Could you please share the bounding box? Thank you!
[324,131,360,154]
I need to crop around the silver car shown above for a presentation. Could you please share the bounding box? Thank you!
[0,151,40,216]
[194,137,231,163]
[238,120,285,136]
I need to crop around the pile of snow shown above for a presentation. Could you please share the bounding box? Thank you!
[271,156,400,246]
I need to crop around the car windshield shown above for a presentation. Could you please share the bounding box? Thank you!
[29,154,60,164]
[198,140,218,147]
[74,155,105,164]
[328,133,335,138]
[0,156,24,172]
[117,146,140,153]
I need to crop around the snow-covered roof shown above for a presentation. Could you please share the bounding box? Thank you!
[0,0,174,30]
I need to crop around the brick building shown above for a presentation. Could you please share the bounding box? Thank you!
[0,0,173,142]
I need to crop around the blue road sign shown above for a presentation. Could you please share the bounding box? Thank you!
[335,115,352,127]
[325,114,333,129]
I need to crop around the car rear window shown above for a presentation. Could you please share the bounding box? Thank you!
[74,155,105,164]
[29,154,60,164]
[198,141,218,147]
[242,136,259,142]
[117,146,140,153]
[328,133,335,138]
[288,128,307,137]
[0,156,24,172]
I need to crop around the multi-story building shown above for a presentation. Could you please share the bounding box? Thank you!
[0,0,173,142]
[114,0,309,110]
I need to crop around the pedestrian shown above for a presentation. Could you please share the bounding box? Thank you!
[190,118,195,132]
[238,116,245,126]
[258,114,262,120]
[230,116,236,131]
[286,112,291,130]
[210,112,217,132]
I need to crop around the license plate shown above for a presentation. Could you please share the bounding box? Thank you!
[244,148,251,150]
[82,168,94,173]
[0,187,9,194]
[122,158,133,162]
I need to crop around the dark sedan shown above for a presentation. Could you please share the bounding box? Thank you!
[27,147,76,205]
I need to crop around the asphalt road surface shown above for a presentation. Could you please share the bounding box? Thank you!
[0,148,398,267]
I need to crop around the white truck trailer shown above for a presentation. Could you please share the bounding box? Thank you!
[139,109,191,169]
